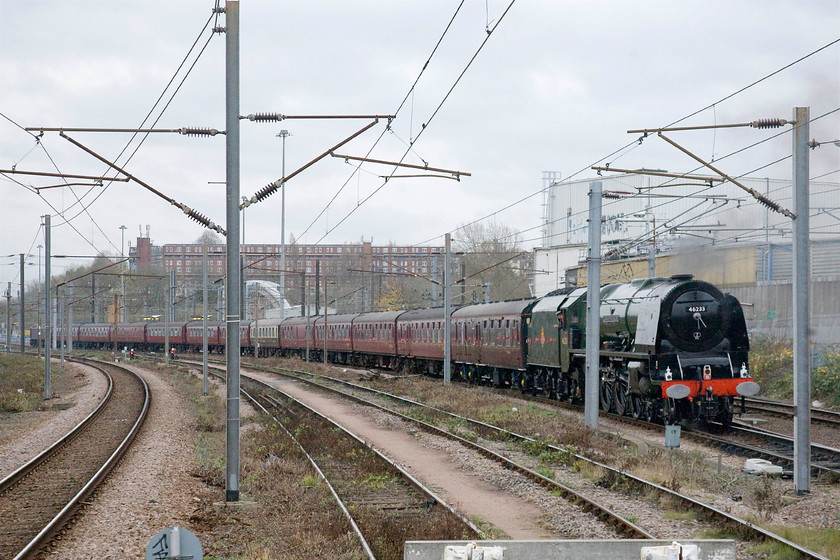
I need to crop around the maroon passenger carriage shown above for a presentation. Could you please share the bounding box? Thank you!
[146,322,187,351]
[451,299,536,386]
[77,323,113,349]
[351,311,404,369]
[220,320,253,354]
[397,307,449,374]
[312,313,358,364]
[186,320,222,353]
[279,316,313,359]
[115,322,146,350]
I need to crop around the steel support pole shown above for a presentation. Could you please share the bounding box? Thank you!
[44,215,51,399]
[369,261,375,312]
[5,282,10,353]
[254,286,259,358]
[585,181,602,429]
[444,233,452,383]
[315,260,320,316]
[224,0,241,503]
[305,286,310,362]
[203,244,208,396]
[19,253,24,353]
[120,225,126,322]
[300,272,305,317]
[59,287,65,375]
[113,293,118,360]
[792,106,811,494]
[52,294,57,350]
[68,285,73,354]
[240,254,247,321]
[279,130,288,319]
[165,272,170,366]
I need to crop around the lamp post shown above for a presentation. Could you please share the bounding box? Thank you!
[276,129,290,319]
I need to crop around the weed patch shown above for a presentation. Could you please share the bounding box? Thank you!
[0,354,47,412]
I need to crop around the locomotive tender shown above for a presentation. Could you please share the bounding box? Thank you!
[44,274,757,424]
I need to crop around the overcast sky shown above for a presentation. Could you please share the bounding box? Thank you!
[2,0,838,289]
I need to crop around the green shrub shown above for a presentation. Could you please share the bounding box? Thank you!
[813,348,840,407]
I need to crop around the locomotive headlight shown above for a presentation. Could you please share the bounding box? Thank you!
[740,362,749,378]
[664,366,673,381]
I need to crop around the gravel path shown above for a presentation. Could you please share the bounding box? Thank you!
[248,368,623,540]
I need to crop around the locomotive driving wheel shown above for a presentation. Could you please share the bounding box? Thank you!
[600,380,614,412]
[613,377,629,416]
[718,397,734,426]
[630,395,644,419]
[643,399,657,423]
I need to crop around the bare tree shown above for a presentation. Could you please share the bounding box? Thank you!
[195,229,222,246]
[454,222,532,302]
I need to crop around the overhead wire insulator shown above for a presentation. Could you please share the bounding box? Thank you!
[252,180,281,204]
[179,127,222,136]
[750,118,789,129]
[174,202,227,235]
[752,191,795,219]
[244,113,284,122]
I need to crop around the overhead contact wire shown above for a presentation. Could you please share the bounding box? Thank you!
[417,38,840,246]
[297,1,466,241]
[315,0,518,244]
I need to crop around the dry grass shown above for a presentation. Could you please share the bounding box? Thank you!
[0,354,46,412]
[166,364,368,560]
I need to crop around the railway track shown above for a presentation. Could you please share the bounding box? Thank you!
[220,371,482,559]
[481,382,840,481]
[184,356,834,559]
[188,357,652,540]
[743,397,840,428]
[690,422,840,478]
[0,358,150,560]
[248,358,840,560]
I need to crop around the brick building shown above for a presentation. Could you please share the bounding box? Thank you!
[130,238,445,292]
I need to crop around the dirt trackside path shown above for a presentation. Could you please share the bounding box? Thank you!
[247,369,558,540]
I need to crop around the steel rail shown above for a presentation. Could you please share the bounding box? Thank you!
[175,354,832,558]
[192,359,652,539]
[241,388,377,560]
[204,367,481,553]
[250,379,483,537]
[316,375,832,560]
[724,423,840,475]
[9,358,150,560]
[214,358,830,560]
[485,382,840,479]
[743,397,840,427]
[0,368,115,494]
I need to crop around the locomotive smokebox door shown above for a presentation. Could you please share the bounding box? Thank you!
[665,425,681,448]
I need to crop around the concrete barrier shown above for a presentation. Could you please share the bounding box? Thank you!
[405,540,735,560]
